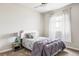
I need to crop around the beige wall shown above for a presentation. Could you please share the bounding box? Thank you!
[0,3,43,51]
[69,4,79,49]
[42,3,79,49]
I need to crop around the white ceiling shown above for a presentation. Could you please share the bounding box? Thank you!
[20,3,71,13]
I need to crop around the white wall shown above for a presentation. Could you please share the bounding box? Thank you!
[42,3,79,49]
[0,3,43,51]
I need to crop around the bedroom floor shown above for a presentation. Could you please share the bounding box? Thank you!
[0,48,79,56]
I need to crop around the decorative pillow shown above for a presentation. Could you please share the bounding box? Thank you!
[24,33,35,39]
[22,31,39,39]
[27,33,33,38]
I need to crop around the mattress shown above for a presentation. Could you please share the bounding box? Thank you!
[22,37,47,50]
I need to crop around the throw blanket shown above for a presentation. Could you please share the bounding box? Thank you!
[32,39,65,56]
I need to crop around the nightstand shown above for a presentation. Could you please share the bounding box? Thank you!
[12,42,21,51]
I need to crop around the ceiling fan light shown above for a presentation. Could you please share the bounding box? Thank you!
[34,3,47,8]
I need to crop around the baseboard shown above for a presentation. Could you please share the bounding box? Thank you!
[67,46,79,51]
[0,48,12,53]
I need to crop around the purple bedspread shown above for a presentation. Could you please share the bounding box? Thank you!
[32,39,65,56]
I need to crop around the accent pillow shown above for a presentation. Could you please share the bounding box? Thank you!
[24,33,34,39]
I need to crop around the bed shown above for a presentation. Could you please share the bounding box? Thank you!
[22,32,65,56]
[22,37,65,56]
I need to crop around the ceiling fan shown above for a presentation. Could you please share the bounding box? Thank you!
[34,3,48,8]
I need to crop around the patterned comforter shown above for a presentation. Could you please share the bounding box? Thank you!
[32,39,66,56]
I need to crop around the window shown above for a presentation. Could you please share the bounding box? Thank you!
[49,8,71,42]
